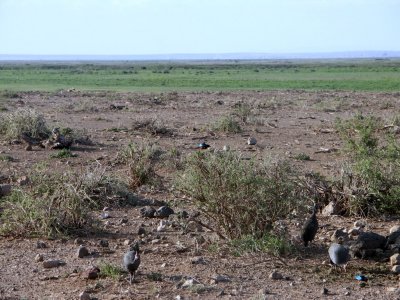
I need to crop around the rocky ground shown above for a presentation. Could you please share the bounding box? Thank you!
[1,90,400,300]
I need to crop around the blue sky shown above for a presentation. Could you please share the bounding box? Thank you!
[0,0,399,55]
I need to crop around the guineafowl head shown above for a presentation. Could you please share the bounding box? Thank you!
[130,241,140,252]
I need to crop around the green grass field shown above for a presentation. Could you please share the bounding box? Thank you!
[0,59,399,92]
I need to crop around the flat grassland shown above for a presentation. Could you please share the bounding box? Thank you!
[0,58,399,92]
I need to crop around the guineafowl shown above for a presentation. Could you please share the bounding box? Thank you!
[328,238,350,272]
[301,202,318,247]
[123,242,141,284]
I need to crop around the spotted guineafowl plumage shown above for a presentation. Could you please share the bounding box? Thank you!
[301,203,318,247]
[123,242,141,284]
[329,239,350,271]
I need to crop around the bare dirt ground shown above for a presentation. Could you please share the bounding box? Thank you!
[1,90,400,300]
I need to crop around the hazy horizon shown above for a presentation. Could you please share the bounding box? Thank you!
[1,0,399,56]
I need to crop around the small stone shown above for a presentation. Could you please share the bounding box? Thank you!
[0,184,12,197]
[330,229,348,242]
[98,240,109,247]
[321,288,328,295]
[43,260,64,268]
[155,206,175,218]
[322,201,340,216]
[100,212,110,219]
[212,274,231,283]
[392,265,400,274]
[17,176,30,186]
[191,257,207,265]
[390,225,400,234]
[354,220,367,228]
[391,254,400,266]
[140,206,156,218]
[223,145,230,151]
[25,145,32,151]
[151,239,161,244]
[119,218,128,225]
[35,254,44,262]
[348,228,361,236]
[182,278,200,288]
[103,206,111,211]
[247,137,257,145]
[344,291,351,296]
[36,240,47,249]
[84,266,100,279]
[269,270,283,280]
[387,287,400,293]
[157,220,168,232]
[123,239,131,246]
[77,245,90,258]
[74,238,84,245]
[138,226,146,235]
[79,291,91,300]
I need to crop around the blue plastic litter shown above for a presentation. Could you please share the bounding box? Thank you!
[355,274,368,282]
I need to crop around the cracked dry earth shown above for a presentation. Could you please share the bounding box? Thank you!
[1,90,400,299]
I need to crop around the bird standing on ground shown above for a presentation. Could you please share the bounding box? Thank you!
[301,202,319,247]
[123,241,141,284]
[328,237,350,272]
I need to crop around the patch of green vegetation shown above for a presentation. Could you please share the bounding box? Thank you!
[50,148,77,159]
[0,108,50,140]
[212,115,242,133]
[0,154,14,162]
[147,272,163,282]
[118,141,163,190]
[0,166,133,237]
[177,151,308,240]
[0,59,399,92]
[99,263,125,280]
[294,153,311,161]
[230,233,293,257]
[335,114,400,215]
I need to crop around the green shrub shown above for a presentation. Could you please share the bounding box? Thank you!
[0,166,133,237]
[212,115,242,133]
[335,114,400,215]
[118,141,163,190]
[177,151,307,240]
[294,153,311,161]
[50,149,77,159]
[0,108,50,140]
[100,263,125,280]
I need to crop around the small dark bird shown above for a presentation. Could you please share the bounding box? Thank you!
[301,202,318,247]
[123,242,140,284]
[329,238,350,272]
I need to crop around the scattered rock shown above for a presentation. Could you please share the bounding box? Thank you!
[84,266,100,280]
[100,212,110,219]
[392,265,400,274]
[269,270,283,280]
[25,145,32,151]
[348,228,361,236]
[330,229,348,242]
[77,245,90,258]
[35,254,44,262]
[391,254,400,266]
[157,220,168,232]
[36,240,47,249]
[118,218,128,225]
[140,206,156,218]
[123,239,131,246]
[354,220,367,228]
[191,256,207,265]
[17,176,30,186]
[79,291,91,300]
[321,287,328,295]
[74,238,84,245]
[390,225,400,234]
[386,231,400,247]
[155,206,174,218]
[98,240,109,247]
[43,260,64,269]
[350,231,386,259]
[138,226,146,235]
[223,145,230,151]
[322,201,340,216]
[247,137,257,145]
[181,278,200,288]
[212,274,231,283]
[0,184,12,197]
